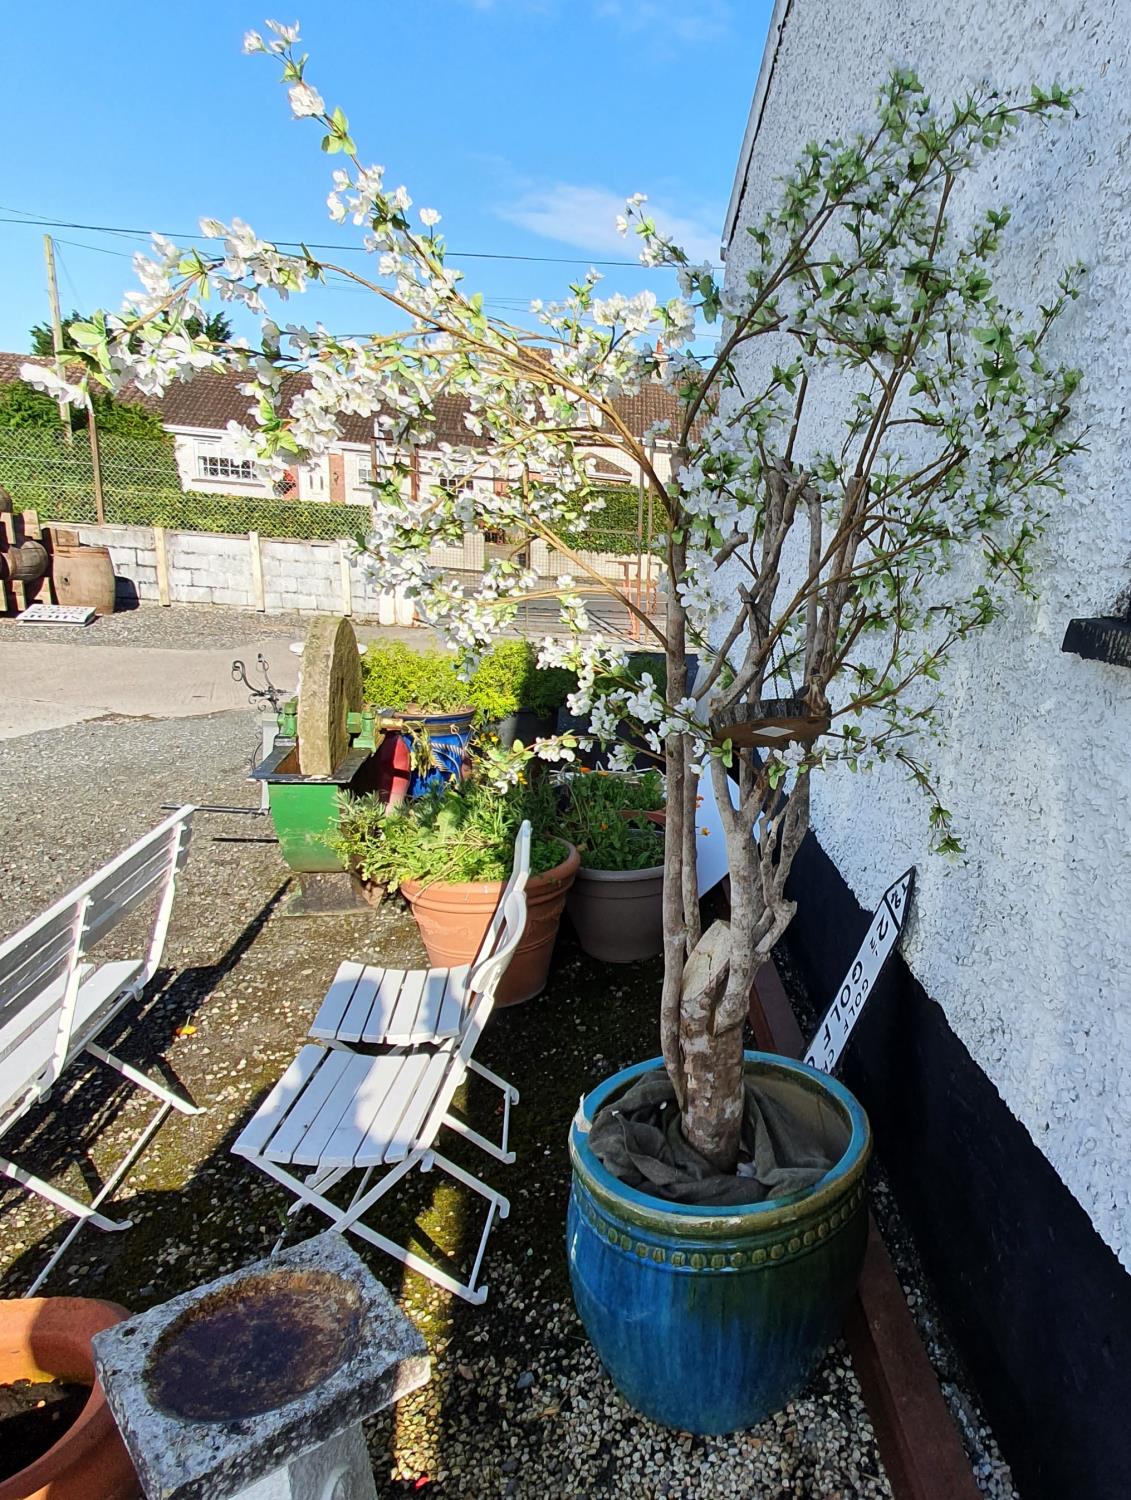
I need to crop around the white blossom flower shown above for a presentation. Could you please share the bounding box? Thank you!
[265,19,300,46]
[419,208,440,228]
[19,363,87,407]
[288,81,325,118]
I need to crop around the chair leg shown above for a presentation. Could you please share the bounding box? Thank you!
[5,1100,172,1294]
[425,1148,510,1299]
[85,1041,203,1115]
[240,1149,501,1306]
[447,1059,519,1163]
[468,1057,520,1104]
[427,1147,510,1219]
[441,1112,515,1165]
[0,1154,130,1234]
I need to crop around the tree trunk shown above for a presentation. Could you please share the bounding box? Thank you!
[678,759,765,1171]
[660,534,690,1110]
[678,919,747,1170]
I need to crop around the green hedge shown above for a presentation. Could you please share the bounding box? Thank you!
[361,638,576,719]
[0,427,371,542]
[553,484,662,555]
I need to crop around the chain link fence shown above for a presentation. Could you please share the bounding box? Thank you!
[0,427,370,542]
[0,426,664,637]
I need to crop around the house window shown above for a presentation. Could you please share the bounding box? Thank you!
[199,453,255,482]
[357,463,374,486]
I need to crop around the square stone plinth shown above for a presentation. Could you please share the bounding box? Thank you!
[92,1232,429,1500]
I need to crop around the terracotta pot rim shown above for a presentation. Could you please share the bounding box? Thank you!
[0,1296,132,1500]
[401,840,579,900]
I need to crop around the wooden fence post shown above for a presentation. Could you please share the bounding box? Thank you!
[338,540,353,616]
[153,525,171,607]
[249,530,265,611]
[86,401,106,525]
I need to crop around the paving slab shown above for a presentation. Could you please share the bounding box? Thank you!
[0,641,300,739]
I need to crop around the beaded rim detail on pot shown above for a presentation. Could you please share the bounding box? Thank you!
[569,1052,872,1241]
[574,1182,868,1270]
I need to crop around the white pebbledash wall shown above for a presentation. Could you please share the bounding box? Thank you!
[722,2,1131,1267]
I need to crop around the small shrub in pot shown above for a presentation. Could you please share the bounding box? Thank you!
[560,770,666,962]
[332,764,578,1004]
[469,639,576,747]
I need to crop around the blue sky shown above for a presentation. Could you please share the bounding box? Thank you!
[1,1,772,354]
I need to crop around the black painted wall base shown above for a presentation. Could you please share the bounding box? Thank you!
[784,830,1131,1500]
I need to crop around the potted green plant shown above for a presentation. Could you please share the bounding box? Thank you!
[468,639,576,748]
[561,770,667,962]
[361,641,474,796]
[333,765,579,1005]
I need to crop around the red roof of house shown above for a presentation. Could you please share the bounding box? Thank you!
[1,352,691,450]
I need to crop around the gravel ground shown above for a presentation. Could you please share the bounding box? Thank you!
[0,602,424,655]
[0,598,637,654]
[0,706,894,1498]
[775,946,1021,1500]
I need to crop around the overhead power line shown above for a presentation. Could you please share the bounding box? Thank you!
[0,210,721,270]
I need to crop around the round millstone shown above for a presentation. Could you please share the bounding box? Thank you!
[297,615,364,778]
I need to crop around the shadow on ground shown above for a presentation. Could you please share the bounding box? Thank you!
[1,901,889,1500]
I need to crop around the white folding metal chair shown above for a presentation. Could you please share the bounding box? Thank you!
[308,821,533,1162]
[233,823,531,1304]
[310,819,533,1054]
[0,807,200,1291]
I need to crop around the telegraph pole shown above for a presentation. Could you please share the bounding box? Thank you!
[43,234,73,444]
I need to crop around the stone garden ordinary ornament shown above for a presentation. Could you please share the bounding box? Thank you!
[30,19,1085,1425]
[92,1233,428,1500]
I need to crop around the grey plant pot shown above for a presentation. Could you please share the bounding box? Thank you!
[567,863,665,963]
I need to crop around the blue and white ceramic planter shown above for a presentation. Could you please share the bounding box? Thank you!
[567,1052,871,1434]
[397,709,475,796]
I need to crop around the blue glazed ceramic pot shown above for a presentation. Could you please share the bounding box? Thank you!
[567,1052,871,1434]
[399,709,475,796]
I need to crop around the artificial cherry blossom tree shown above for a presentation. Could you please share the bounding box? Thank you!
[27,23,1085,1170]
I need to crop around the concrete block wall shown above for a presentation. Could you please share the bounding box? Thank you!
[166,531,257,607]
[260,537,341,614]
[70,524,520,619]
[77,523,160,605]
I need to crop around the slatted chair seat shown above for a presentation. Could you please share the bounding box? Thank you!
[310,961,470,1047]
[236,1045,453,1170]
[236,822,532,1305]
[0,960,143,1123]
[0,806,201,1292]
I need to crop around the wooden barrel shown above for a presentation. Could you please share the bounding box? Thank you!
[0,540,48,583]
[52,544,116,614]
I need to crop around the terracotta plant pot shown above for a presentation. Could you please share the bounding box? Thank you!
[0,1297,138,1500]
[402,841,579,1005]
[567,862,665,963]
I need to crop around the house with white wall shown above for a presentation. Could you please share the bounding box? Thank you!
[720,6,1131,1499]
[0,354,680,515]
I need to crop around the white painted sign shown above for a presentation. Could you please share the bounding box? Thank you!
[692,771,743,896]
[17,603,96,626]
[692,772,784,895]
[804,869,915,1074]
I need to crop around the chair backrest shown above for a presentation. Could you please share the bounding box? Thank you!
[415,881,528,1153]
[465,820,532,984]
[0,806,194,1124]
